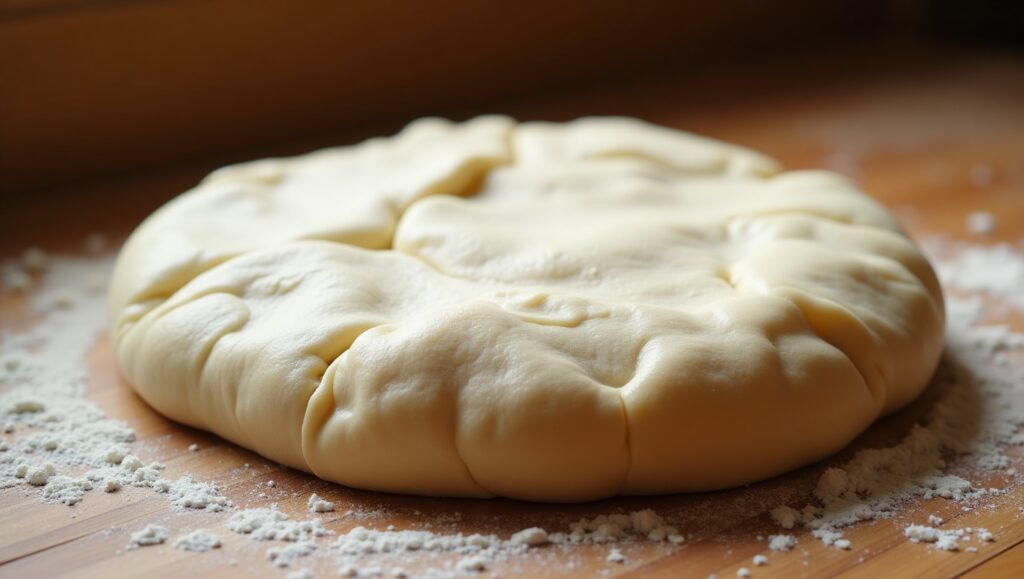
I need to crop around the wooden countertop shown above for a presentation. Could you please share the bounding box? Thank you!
[1,45,1023,578]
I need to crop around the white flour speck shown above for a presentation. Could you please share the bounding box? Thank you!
[128,524,168,549]
[174,528,223,552]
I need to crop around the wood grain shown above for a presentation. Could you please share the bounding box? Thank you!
[1,48,1023,578]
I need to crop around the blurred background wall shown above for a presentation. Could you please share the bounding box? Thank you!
[0,0,1020,197]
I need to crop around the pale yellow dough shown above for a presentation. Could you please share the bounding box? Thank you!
[109,117,944,501]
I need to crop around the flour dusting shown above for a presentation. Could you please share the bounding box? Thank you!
[127,524,168,549]
[2,237,1023,574]
[174,528,223,552]
[764,239,1024,550]
[0,254,231,514]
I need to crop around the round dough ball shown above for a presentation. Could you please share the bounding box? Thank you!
[109,116,944,501]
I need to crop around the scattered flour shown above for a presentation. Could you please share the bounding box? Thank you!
[174,528,223,552]
[904,525,968,551]
[158,474,231,511]
[555,509,684,544]
[965,211,997,236]
[327,513,677,576]
[228,506,330,542]
[766,239,1024,551]
[0,254,230,512]
[308,492,335,513]
[456,555,488,573]
[932,239,1024,311]
[228,507,330,568]
[21,463,56,486]
[935,534,960,552]
[332,526,520,558]
[268,540,318,568]
[128,524,168,549]
[768,535,797,552]
[3,237,1023,574]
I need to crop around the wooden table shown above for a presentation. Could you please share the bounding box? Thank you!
[2,44,1023,578]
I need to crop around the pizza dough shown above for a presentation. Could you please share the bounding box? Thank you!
[109,116,945,501]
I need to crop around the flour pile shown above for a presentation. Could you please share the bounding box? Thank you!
[127,524,168,549]
[903,523,994,552]
[0,252,231,513]
[174,528,223,552]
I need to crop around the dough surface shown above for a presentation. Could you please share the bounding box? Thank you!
[109,116,945,501]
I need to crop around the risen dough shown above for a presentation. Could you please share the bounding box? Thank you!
[109,117,945,501]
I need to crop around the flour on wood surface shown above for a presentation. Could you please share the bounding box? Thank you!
[268,540,318,568]
[765,240,1024,550]
[554,509,684,544]
[3,237,1023,574]
[0,253,230,512]
[324,509,683,576]
[456,555,489,573]
[903,524,996,552]
[308,492,335,513]
[332,526,527,559]
[227,507,333,569]
[228,506,330,542]
[127,524,168,549]
[768,535,797,552]
[932,239,1024,311]
[174,528,223,552]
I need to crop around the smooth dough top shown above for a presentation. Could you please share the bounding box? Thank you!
[109,116,945,501]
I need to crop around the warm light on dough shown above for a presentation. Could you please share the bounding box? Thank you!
[109,117,945,501]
